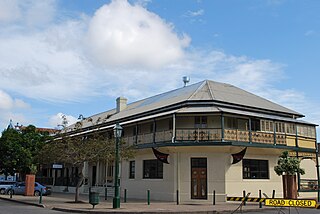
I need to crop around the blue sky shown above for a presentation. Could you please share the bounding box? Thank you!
[0,0,319,138]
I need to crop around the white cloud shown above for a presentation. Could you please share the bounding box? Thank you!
[0,0,56,26]
[0,90,30,130]
[0,0,318,138]
[0,0,21,23]
[48,113,78,128]
[0,0,190,102]
[186,9,204,17]
[86,0,190,69]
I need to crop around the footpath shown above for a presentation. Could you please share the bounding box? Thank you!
[0,192,277,214]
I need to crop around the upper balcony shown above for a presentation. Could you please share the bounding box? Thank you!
[121,114,316,150]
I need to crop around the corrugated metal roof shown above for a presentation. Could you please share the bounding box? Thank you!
[67,80,306,130]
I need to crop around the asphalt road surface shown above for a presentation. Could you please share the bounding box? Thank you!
[0,199,70,214]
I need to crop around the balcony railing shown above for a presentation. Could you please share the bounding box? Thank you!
[122,128,305,146]
[175,128,221,141]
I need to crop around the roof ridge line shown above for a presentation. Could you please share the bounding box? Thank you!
[207,80,216,100]
[187,80,207,100]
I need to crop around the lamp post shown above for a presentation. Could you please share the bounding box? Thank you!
[113,123,122,209]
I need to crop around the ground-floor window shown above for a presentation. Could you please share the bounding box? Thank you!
[129,161,135,179]
[143,159,163,179]
[243,159,269,179]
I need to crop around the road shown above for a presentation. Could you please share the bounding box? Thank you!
[0,199,71,214]
[242,207,320,214]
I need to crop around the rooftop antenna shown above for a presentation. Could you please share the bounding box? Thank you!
[182,76,190,87]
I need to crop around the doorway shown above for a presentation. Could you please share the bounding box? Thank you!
[191,158,207,199]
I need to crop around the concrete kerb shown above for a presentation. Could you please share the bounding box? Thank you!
[51,208,279,214]
[0,196,45,208]
[0,194,280,214]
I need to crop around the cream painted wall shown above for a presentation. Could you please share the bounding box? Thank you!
[121,150,176,201]
[178,151,227,202]
[225,152,283,198]
[300,159,317,179]
[121,146,317,202]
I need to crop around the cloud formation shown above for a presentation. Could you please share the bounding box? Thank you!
[48,113,78,129]
[86,0,190,69]
[0,0,318,134]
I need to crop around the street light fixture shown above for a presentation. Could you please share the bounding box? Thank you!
[113,123,122,209]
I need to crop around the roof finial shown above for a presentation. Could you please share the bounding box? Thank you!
[182,76,190,87]
[7,119,14,130]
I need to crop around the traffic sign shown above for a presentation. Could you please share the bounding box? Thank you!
[265,199,317,208]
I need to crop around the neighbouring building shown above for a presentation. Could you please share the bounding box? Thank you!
[43,80,318,202]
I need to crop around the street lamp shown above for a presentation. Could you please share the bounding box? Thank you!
[113,123,122,209]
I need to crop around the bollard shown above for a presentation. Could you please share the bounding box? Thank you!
[39,188,43,204]
[213,190,216,205]
[124,189,127,203]
[272,190,275,198]
[176,190,179,205]
[259,190,262,208]
[9,187,13,199]
[147,189,150,205]
[105,187,107,200]
[243,190,246,206]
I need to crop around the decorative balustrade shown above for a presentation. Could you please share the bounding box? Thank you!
[224,129,250,142]
[251,131,274,144]
[155,130,172,142]
[122,128,303,146]
[175,128,221,141]
[137,133,153,144]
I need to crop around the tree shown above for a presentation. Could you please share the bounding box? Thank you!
[0,125,51,179]
[38,119,135,202]
[274,151,305,199]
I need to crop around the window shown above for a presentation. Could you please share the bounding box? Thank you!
[260,120,274,132]
[129,161,135,179]
[243,159,269,179]
[224,117,248,130]
[237,119,248,131]
[224,117,237,129]
[143,159,163,179]
[286,123,296,135]
[275,122,285,133]
[195,116,207,128]
[297,125,316,138]
[250,119,260,131]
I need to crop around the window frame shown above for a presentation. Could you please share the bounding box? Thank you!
[143,159,163,179]
[242,159,269,179]
[129,160,135,179]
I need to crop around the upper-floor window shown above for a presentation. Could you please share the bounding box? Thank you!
[224,117,248,130]
[260,120,274,132]
[298,125,316,138]
[225,117,237,129]
[251,119,260,131]
[195,116,207,128]
[275,122,285,133]
[286,123,296,135]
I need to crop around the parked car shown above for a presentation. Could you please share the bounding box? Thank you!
[0,181,16,195]
[6,182,51,196]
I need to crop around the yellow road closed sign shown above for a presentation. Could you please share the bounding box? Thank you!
[265,199,317,208]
